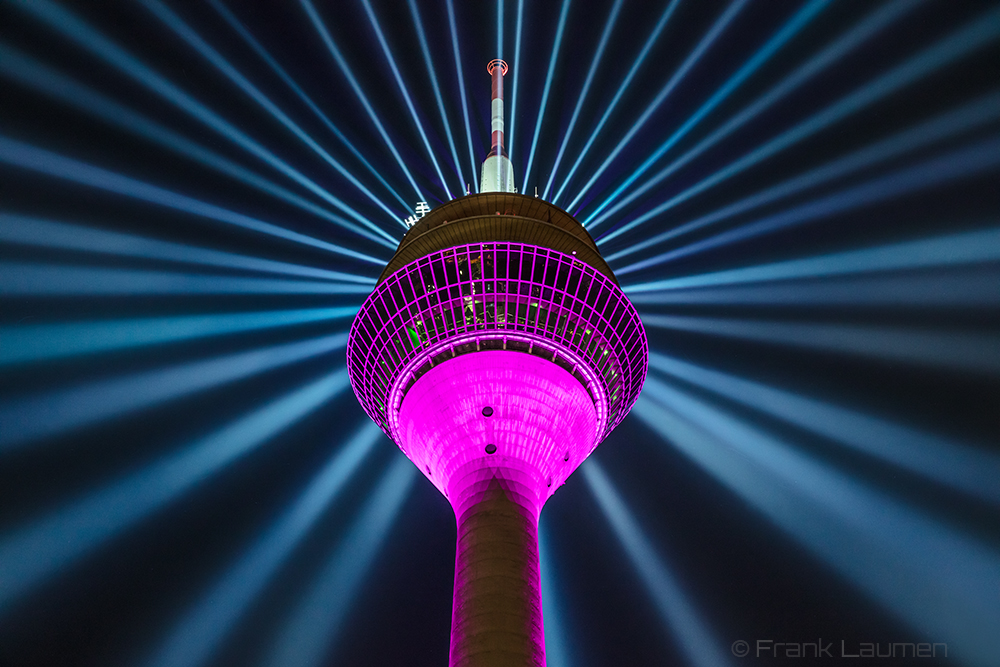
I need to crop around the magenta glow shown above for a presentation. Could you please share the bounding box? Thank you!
[347,237,646,667]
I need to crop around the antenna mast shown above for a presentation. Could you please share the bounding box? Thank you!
[480,59,516,193]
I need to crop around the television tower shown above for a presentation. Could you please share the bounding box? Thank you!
[347,59,647,666]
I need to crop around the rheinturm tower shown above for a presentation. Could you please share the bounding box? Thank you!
[347,60,647,666]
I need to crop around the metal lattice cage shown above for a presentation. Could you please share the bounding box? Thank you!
[348,242,647,443]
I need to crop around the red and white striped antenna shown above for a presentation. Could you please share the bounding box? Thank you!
[480,59,516,193]
[487,59,508,157]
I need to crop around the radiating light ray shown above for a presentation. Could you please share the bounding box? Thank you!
[445,0,478,193]
[0,213,375,284]
[623,225,1000,292]
[599,6,1000,245]
[566,0,749,213]
[521,0,572,192]
[591,0,929,232]
[0,136,384,265]
[538,522,572,667]
[408,0,464,190]
[358,0,453,200]
[643,313,1000,375]
[0,2,993,662]
[10,0,392,244]
[298,0,423,202]
[0,368,350,614]
[542,0,623,203]
[0,306,358,367]
[263,456,416,667]
[0,262,371,296]
[648,353,1000,506]
[0,334,348,450]
[507,0,525,169]
[144,422,381,667]
[623,134,1000,268]
[205,0,409,212]
[0,42,395,247]
[140,0,400,237]
[611,92,1000,266]
[584,0,831,227]
[497,0,503,60]
[552,0,680,205]
[582,461,732,667]
[628,270,1000,308]
[636,380,1000,667]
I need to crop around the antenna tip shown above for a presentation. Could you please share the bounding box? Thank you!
[487,59,508,76]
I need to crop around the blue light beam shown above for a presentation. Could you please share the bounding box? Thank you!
[566,0,750,213]
[0,262,372,296]
[543,0,624,202]
[445,0,478,193]
[0,41,396,246]
[599,5,1000,245]
[263,456,416,667]
[538,521,573,667]
[0,306,358,367]
[298,0,424,202]
[144,423,381,667]
[582,0,832,227]
[497,0,503,60]
[621,134,1000,268]
[0,334,348,450]
[521,0,572,192]
[647,353,1000,506]
[359,0,454,200]
[636,379,1000,667]
[642,314,1000,375]
[0,368,351,614]
[12,0,394,244]
[0,136,384,265]
[589,0,928,232]
[611,91,1000,267]
[0,213,374,284]
[407,0,464,190]
[205,0,409,211]
[552,0,680,204]
[582,461,733,667]
[140,0,401,235]
[622,225,1000,292]
[627,270,1000,308]
[507,0,525,168]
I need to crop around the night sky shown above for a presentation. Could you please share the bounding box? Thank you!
[1,1,999,666]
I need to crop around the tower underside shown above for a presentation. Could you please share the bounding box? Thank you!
[397,351,598,507]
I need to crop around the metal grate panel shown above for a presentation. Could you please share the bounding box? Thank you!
[348,242,647,443]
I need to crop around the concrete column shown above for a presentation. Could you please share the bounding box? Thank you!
[449,478,545,667]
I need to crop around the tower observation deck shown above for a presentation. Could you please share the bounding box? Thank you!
[346,61,647,667]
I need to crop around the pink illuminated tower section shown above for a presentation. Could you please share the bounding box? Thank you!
[347,60,647,667]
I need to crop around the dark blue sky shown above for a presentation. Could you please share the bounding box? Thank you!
[1,1,998,665]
